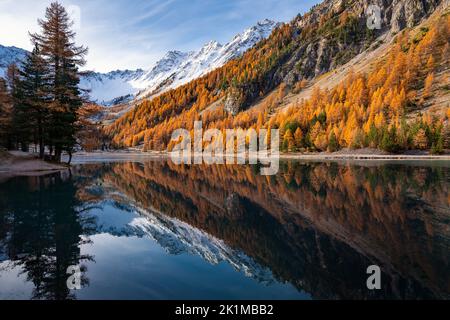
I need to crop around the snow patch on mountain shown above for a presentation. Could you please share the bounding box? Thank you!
[89,199,275,284]
[80,19,278,106]
[0,45,27,78]
[79,69,145,105]
[133,19,278,101]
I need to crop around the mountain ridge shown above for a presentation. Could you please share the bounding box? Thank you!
[80,19,278,106]
[0,19,278,107]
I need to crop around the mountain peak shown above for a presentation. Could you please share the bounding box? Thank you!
[200,40,223,53]
[256,18,276,27]
[164,50,188,59]
[249,19,277,33]
[230,19,278,44]
[64,18,278,106]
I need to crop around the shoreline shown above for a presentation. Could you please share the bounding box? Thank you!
[68,150,450,163]
[1,149,448,180]
[279,154,450,161]
[0,151,68,180]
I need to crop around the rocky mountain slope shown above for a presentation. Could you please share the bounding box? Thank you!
[107,0,448,150]
[79,69,145,106]
[225,0,444,113]
[0,45,27,78]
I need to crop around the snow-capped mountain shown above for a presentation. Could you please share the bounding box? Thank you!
[80,19,278,106]
[0,44,27,78]
[79,69,145,105]
[0,19,278,106]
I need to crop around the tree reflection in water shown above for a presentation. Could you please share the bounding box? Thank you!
[0,160,449,300]
[97,160,450,299]
[0,171,95,300]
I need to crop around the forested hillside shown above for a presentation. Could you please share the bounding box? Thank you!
[106,0,448,154]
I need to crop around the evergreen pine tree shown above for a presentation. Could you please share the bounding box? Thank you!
[328,131,339,152]
[0,78,13,149]
[380,126,399,153]
[11,80,29,152]
[431,134,443,155]
[7,64,29,151]
[367,124,379,148]
[31,2,88,162]
[443,124,450,149]
[19,46,51,158]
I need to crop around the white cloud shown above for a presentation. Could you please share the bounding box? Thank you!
[0,0,49,50]
[0,0,319,72]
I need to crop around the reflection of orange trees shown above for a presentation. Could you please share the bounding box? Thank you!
[73,163,112,203]
[101,161,449,298]
[105,161,448,237]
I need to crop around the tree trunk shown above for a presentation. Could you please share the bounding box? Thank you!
[21,143,29,153]
[67,150,72,165]
[39,141,45,159]
[38,116,45,159]
[54,148,62,163]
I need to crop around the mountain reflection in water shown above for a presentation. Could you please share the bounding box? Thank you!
[0,160,449,300]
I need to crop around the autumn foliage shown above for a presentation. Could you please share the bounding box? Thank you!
[106,13,449,154]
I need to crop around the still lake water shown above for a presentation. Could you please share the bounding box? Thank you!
[0,159,449,300]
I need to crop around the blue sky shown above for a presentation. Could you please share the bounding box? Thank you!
[0,0,319,72]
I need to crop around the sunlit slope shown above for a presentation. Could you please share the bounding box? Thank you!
[106,0,448,153]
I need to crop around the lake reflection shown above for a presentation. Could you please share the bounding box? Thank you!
[0,160,449,300]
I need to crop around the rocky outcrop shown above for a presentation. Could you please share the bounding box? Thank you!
[388,0,442,33]
[221,0,445,114]
[224,93,242,115]
[224,86,250,115]
[253,0,444,103]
